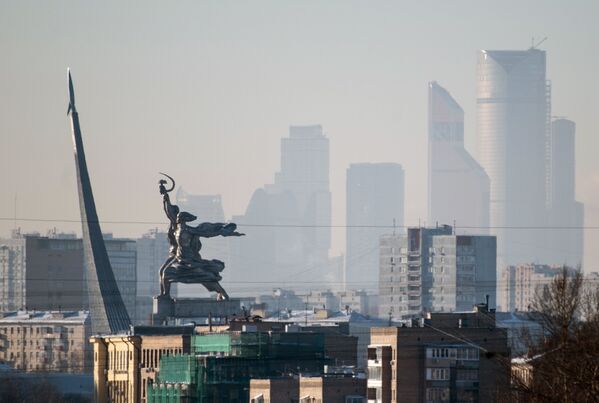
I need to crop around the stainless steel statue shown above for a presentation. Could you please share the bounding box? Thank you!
[158,173,243,300]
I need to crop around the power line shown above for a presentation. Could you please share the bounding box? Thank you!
[1,217,599,230]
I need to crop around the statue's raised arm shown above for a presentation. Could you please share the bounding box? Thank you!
[159,172,178,223]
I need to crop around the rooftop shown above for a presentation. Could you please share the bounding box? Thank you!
[0,310,89,324]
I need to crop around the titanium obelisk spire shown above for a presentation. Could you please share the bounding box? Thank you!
[68,69,131,334]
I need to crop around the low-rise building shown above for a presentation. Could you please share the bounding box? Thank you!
[0,310,91,373]
[303,290,340,311]
[338,290,372,315]
[367,307,509,402]
[250,373,366,403]
[146,331,332,402]
[90,325,194,403]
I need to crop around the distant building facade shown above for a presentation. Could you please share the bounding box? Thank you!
[232,125,334,285]
[367,309,509,402]
[428,81,489,233]
[0,231,84,312]
[477,49,549,267]
[545,119,584,267]
[0,310,91,373]
[104,235,137,322]
[136,229,169,324]
[500,264,563,312]
[0,231,137,322]
[379,226,496,320]
[346,163,404,290]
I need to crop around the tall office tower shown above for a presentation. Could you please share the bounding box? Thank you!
[546,119,584,266]
[175,188,230,295]
[428,81,490,233]
[477,49,549,267]
[346,163,404,290]
[136,229,169,323]
[232,125,332,285]
[379,226,496,320]
[270,125,331,269]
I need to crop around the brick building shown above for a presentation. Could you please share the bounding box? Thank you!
[367,308,509,402]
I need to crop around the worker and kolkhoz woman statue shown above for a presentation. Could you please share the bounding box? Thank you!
[157,173,244,301]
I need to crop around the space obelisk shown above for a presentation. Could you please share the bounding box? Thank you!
[68,69,131,334]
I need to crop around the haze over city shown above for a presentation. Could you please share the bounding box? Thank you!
[2,2,599,402]
[1,1,598,273]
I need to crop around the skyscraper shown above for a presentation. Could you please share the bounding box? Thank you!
[231,125,332,286]
[269,125,332,267]
[477,49,549,266]
[428,81,489,233]
[346,163,404,290]
[546,119,584,266]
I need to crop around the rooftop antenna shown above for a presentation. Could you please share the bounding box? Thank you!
[13,193,17,230]
[392,218,396,236]
[531,36,547,49]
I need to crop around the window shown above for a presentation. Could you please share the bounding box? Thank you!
[457,347,479,361]
[368,366,382,380]
[426,388,449,402]
[426,368,450,381]
[457,369,478,381]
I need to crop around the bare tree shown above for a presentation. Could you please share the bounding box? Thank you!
[509,267,599,402]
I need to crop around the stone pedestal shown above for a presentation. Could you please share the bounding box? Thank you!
[152,296,242,325]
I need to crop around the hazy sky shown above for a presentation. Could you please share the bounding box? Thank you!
[1,1,598,269]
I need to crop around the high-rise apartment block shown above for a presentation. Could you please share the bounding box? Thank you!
[0,231,137,321]
[367,309,509,402]
[477,49,549,267]
[428,81,489,233]
[379,226,496,320]
[346,163,404,290]
[0,230,84,312]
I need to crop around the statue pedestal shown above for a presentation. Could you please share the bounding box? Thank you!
[152,296,242,325]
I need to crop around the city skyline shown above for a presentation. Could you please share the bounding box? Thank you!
[1,2,598,271]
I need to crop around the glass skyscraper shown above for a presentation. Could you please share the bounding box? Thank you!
[428,81,489,233]
[477,49,549,266]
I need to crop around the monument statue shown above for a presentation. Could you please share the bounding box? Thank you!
[157,173,243,301]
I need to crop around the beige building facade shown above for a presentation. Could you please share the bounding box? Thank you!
[0,310,90,373]
[90,326,193,403]
[250,376,366,403]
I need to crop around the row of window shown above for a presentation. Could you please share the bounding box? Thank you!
[0,326,74,335]
[427,347,480,360]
